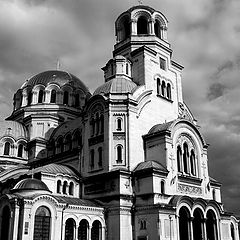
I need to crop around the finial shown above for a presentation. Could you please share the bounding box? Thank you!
[56,59,61,70]
[138,0,143,5]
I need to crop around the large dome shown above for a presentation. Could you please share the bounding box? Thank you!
[0,120,28,140]
[21,70,89,93]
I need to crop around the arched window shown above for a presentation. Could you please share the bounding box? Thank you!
[78,219,89,240]
[50,89,56,103]
[100,114,104,134]
[56,137,64,154]
[0,206,11,240]
[33,206,51,240]
[117,118,122,131]
[91,220,102,240]
[38,89,44,103]
[63,181,68,194]
[69,182,74,196]
[140,220,147,230]
[179,207,190,240]
[157,78,161,95]
[17,144,24,157]
[183,143,189,174]
[190,150,196,176]
[98,147,103,167]
[137,16,148,34]
[27,92,32,105]
[4,142,10,155]
[65,218,76,240]
[161,180,165,194]
[75,93,80,107]
[65,134,72,151]
[90,149,94,169]
[90,118,95,136]
[167,83,171,99]
[73,130,82,148]
[154,20,161,38]
[123,18,130,40]
[126,63,129,75]
[95,113,100,135]
[63,91,69,105]
[116,145,123,163]
[177,146,182,172]
[161,81,166,97]
[57,180,61,193]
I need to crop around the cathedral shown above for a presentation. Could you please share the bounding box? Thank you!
[0,4,238,240]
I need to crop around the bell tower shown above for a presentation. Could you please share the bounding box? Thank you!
[113,5,184,104]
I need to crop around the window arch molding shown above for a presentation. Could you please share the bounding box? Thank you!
[153,75,173,100]
[32,84,45,104]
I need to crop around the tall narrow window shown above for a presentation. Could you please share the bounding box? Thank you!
[154,20,161,38]
[123,19,130,39]
[183,143,189,174]
[160,57,166,70]
[69,182,74,196]
[95,113,100,135]
[161,81,166,97]
[117,118,122,131]
[57,180,61,193]
[116,145,122,163]
[65,218,76,240]
[137,17,148,34]
[161,180,165,194]
[90,118,95,136]
[100,114,104,134]
[50,89,56,103]
[63,91,69,105]
[4,142,10,155]
[65,134,72,151]
[17,144,24,157]
[28,92,32,105]
[38,89,44,103]
[75,93,80,107]
[98,147,103,167]
[177,146,182,172]
[190,150,196,176]
[167,83,171,100]
[157,78,161,95]
[90,149,94,169]
[63,181,67,194]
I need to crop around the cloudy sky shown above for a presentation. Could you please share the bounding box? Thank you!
[1,0,240,214]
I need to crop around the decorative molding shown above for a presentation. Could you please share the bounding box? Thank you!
[177,183,202,195]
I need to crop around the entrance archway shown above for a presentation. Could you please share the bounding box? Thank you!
[33,206,51,240]
[91,220,102,240]
[206,210,218,240]
[179,207,190,240]
[0,205,11,240]
[193,208,204,240]
[78,219,89,240]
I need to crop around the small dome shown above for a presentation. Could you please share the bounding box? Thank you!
[12,178,50,192]
[0,121,28,140]
[93,77,137,96]
[21,70,89,93]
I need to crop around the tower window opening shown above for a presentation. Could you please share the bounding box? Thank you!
[50,89,56,103]
[17,144,24,157]
[27,92,32,106]
[126,63,129,75]
[100,114,104,134]
[38,89,44,103]
[123,19,130,39]
[69,182,74,195]
[4,142,10,156]
[116,145,123,163]
[63,181,67,194]
[167,83,171,100]
[75,93,80,107]
[137,16,148,34]
[117,118,122,131]
[154,20,161,38]
[57,180,61,193]
[95,113,100,135]
[177,146,182,172]
[63,91,69,105]
[90,118,95,136]
[160,57,166,70]
[140,220,147,230]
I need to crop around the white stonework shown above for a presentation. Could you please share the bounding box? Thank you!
[0,4,238,240]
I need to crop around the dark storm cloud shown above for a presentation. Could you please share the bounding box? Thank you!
[1,0,240,215]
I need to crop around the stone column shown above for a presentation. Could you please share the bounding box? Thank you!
[131,20,137,35]
[149,19,155,35]
[190,217,194,240]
